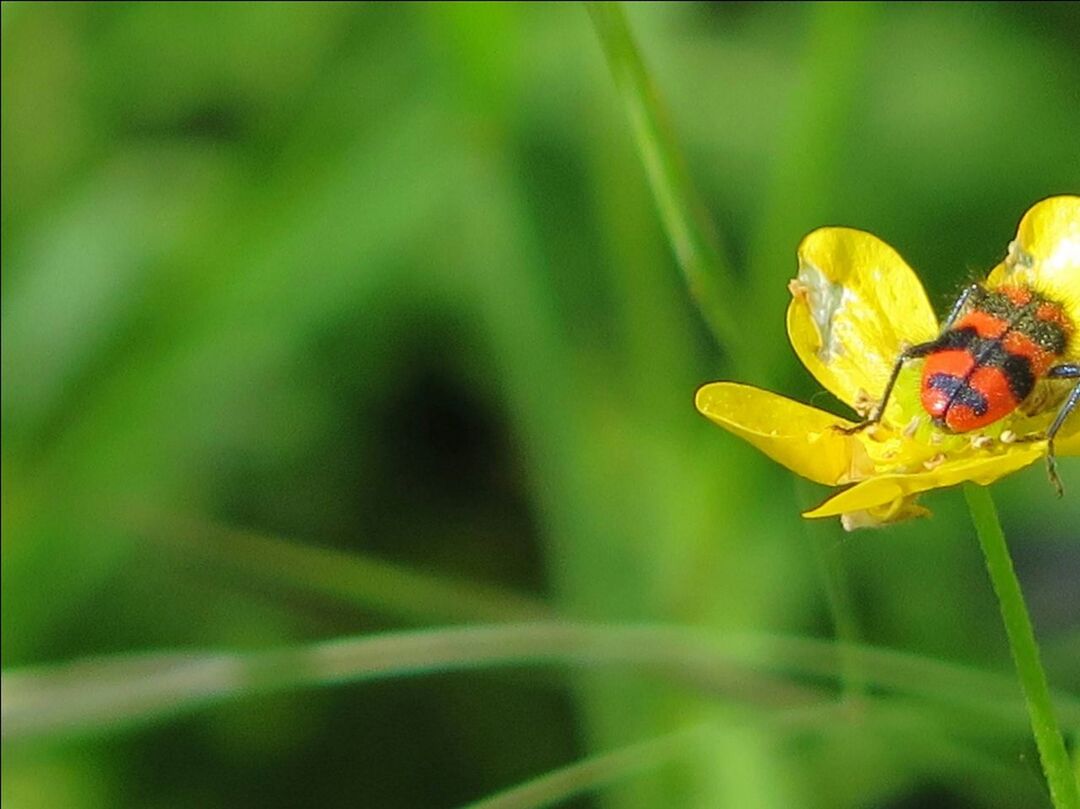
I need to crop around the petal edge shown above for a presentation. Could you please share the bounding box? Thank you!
[695,381,865,486]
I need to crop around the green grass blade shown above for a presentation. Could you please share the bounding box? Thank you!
[462,725,710,809]
[145,515,550,624]
[745,2,880,381]
[586,2,743,358]
[800,494,865,699]
[7,622,1079,743]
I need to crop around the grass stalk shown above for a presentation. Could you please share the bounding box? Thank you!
[585,2,743,359]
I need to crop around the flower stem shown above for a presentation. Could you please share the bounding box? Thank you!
[964,483,1080,809]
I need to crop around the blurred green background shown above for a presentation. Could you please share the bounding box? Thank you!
[3,2,1079,808]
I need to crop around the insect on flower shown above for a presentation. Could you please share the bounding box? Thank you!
[695,195,1080,529]
[841,250,1079,496]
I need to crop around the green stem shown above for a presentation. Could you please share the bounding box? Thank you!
[964,483,1080,809]
[585,2,743,359]
[147,515,550,624]
[795,480,865,698]
[462,725,710,809]
[809,533,864,698]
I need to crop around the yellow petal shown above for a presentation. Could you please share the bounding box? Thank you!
[787,228,939,414]
[802,446,1045,519]
[986,195,1080,327]
[695,382,867,486]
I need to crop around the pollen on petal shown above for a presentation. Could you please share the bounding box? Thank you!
[922,453,947,470]
[803,448,1045,522]
[787,227,938,417]
[989,197,1080,323]
[793,261,853,364]
[1006,239,1035,271]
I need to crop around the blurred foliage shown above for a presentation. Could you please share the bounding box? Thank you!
[2,2,1079,808]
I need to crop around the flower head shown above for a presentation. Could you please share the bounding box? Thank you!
[696,196,1080,530]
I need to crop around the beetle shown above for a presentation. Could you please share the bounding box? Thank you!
[843,280,1079,494]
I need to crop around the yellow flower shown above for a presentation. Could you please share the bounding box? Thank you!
[696,196,1080,530]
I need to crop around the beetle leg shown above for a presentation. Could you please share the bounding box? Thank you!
[836,286,981,436]
[836,339,941,434]
[1044,365,1080,497]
